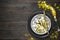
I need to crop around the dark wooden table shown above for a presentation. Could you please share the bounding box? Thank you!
[0,0,60,40]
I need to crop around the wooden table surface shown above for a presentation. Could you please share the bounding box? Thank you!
[0,0,60,40]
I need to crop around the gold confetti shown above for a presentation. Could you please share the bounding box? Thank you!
[56,6,59,9]
[24,33,35,40]
[54,3,57,6]
[50,31,58,39]
[28,37,35,40]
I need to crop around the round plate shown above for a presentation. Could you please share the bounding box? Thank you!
[31,14,51,35]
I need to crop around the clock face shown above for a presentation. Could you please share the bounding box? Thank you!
[31,14,51,35]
